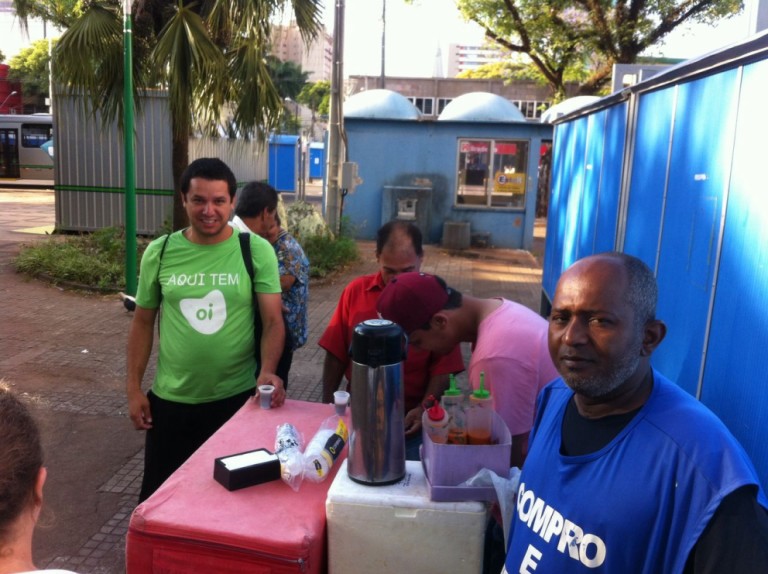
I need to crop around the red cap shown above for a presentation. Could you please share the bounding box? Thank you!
[424,395,446,421]
[377,272,450,334]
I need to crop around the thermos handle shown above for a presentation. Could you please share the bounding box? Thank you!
[401,332,408,361]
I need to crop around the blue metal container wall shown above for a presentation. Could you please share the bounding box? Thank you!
[652,70,739,394]
[542,104,627,304]
[544,34,768,487]
[623,87,676,267]
[701,59,768,477]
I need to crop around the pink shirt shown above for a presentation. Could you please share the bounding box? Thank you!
[469,299,559,436]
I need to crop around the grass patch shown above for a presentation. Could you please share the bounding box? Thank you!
[14,223,358,290]
[14,227,148,291]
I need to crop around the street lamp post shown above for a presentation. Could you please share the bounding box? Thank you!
[326,0,346,235]
[0,91,18,113]
[123,0,137,296]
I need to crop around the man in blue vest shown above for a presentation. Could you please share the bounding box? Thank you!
[504,252,768,573]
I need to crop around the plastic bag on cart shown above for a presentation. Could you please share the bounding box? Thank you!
[462,466,521,547]
[302,416,349,483]
[274,423,305,491]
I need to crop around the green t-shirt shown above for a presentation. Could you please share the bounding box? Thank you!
[135,230,280,404]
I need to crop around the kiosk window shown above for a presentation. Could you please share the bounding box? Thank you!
[456,139,529,208]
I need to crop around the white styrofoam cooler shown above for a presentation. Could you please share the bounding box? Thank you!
[326,460,488,574]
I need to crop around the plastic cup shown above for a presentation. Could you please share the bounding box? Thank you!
[333,390,350,416]
[258,385,275,409]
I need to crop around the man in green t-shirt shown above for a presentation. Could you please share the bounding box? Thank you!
[126,158,284,502]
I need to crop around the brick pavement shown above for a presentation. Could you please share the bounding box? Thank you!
[0,189,545,573]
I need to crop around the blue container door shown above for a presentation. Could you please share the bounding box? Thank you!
[560,115,589,273]
[700,60,768,487]
[652,70,740,396]
[544,114,591,303]
[593,102,627,254]
[623,87,676,268]
[575,110,607,258]
[308,145,325,180]
[268,137,298,192]
[543,121,573,300]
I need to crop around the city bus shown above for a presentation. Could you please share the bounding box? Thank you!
[0,114,54,186]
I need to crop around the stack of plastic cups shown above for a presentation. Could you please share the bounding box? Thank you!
[442,374,467,444]
[467,372,494,445]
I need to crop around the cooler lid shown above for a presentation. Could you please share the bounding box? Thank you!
[326,461,485,512]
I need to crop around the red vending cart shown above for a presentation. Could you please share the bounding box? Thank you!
[126,399,346,573]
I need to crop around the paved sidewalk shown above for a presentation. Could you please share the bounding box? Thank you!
[0,189,545,573]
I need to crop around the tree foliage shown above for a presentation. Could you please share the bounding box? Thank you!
[297,80,330,117]
[457,55,590,88]
[457,0,743,98]
[11,0,82,30]
[8,39,57,97]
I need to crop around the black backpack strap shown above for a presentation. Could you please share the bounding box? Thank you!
[156,232,172,305]
[238,231,255,283]
[159,232,172,259]
[155,232,174,335]
[239,232,263,377]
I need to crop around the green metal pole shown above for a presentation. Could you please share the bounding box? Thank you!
[123,0,137,295]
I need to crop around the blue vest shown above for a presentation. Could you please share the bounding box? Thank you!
[505,371,767,573]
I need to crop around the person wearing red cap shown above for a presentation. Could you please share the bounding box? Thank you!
[318,221,464,460]
[376,271,558,469]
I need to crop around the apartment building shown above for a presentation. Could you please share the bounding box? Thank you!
[270,22,333,82]
[446,42,511,76]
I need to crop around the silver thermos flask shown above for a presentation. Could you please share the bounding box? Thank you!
[347,319,407,485]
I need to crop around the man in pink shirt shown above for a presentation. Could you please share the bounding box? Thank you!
[377,272,558,468]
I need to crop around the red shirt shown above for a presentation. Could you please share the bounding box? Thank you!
[319,272,465,412]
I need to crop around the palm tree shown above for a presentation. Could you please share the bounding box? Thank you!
[267,56,310,101]
[33,0,322,229]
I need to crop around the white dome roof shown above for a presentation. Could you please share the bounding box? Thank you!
[344,89,421,120]
[540,96,601,123]
[438,92,526,122]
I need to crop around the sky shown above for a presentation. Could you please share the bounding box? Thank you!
[325,0,485,77]
[0,0,760,77]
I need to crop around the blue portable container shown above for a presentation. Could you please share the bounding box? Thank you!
[268,134,300,192]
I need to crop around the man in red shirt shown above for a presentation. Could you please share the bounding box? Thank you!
[319,221,465,459]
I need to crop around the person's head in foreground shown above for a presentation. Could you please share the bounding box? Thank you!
[549,252,666,410]
[0,382,47,573]
[376,271,462,354]
[179,157,238,244]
